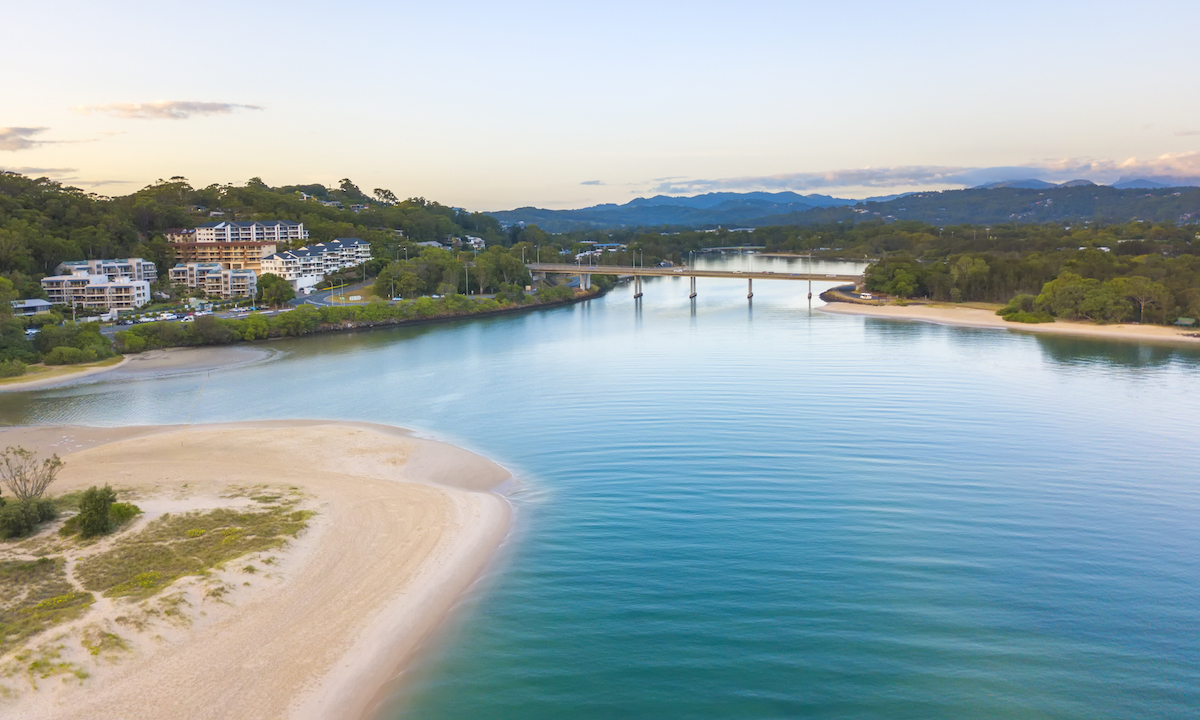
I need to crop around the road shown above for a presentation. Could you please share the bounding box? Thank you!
[290,280,376,307]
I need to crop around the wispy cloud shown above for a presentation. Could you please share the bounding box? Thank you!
[580,180,605,186]
[72,100,264,120]
[0,166,78,178]
[647,153,1200,195]
[0,127,51,151]
[1175,130,1200,137]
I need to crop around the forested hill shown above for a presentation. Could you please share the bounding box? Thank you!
[489,191,856,231]
[770,186,1200,227]
[0,173,504,296]
[489,186,1200,231]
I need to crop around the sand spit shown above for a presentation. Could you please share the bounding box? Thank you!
[0,421,511,720]
[0,345,279,394]
[819,302,1200,345]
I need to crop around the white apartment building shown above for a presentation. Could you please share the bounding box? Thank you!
[192,221,309,244]
[41,271,150,310]
[55,258,157,283]
[260,238,372,290]
[168,262,258,299]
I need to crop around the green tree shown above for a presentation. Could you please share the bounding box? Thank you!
[258,273,295,307]
[1110,276,1172,324]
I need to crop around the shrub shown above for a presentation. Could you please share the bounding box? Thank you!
[43,346,94,365]
[0,498,54,538]
[77,485,118,538]
[0,359,26,378]
[1004,311,1055,324]
[34,498,57,522]
[0,501,37,538]
[108,502,142,528]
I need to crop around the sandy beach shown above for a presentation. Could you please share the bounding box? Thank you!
[819,302,1200,345]
[0,420,511,720]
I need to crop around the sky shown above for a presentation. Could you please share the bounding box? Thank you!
[4,0,1200,211]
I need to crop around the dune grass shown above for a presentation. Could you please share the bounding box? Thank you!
[75,504,312,600]
[0,557,94,656]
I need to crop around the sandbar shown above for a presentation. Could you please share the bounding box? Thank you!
[819,302,1200,346]
[0,420,511,720]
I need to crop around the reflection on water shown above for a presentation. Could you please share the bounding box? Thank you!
[1,257,1198,720]
[1033,333,1200,369]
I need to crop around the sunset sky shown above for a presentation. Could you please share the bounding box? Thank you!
[5,0,1200,210]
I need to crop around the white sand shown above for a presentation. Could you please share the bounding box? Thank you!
[0,421,511,720]
[819,302,1200,345]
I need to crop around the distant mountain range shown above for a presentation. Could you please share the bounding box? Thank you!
[488,191,902,232]
[487,180,1200,231]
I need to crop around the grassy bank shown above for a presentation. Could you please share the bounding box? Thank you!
[114,285,607,354]
[0,357,125,388]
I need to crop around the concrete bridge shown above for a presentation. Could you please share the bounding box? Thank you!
[526,263,862,300]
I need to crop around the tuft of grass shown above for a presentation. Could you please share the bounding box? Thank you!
[11,644,87,687]
[81,629,129,658]
[0,558,94,656]
[249,495,280,503]
[75,505,313,600]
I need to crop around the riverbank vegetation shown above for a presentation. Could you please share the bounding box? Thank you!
[113,284,593,353]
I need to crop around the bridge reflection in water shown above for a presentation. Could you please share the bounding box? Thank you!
[525,263,863,300]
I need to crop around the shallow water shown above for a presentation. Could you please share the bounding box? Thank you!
[2,256,1198,719]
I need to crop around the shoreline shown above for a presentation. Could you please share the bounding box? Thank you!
[0,355,130,393]
[818,301,1200,346]
[0,420,514,720]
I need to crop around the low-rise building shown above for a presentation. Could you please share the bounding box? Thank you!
[193,221,308,244]
[170,239,277,272]
[55,258,157,283]
[260,238,371,290]
[169,221,308,272]
[168,263,257,299]
[164,228,196,243]
[41,271,150,310]
[10,299,53,316]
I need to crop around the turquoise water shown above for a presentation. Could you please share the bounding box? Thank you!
[1,258,1198,719]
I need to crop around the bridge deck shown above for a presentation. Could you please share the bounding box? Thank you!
[526,263,861,283]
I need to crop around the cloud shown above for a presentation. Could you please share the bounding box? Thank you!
[580,180,604,186]
[72,101,263,120]
[0,127,51,151]
[1176,130,1200,137]
[0,166,78,178]
[646,153,1200,195]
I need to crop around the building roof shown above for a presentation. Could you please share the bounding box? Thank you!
[195,220,303,229]
[11,299,53,309]
[169,240,277,246]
